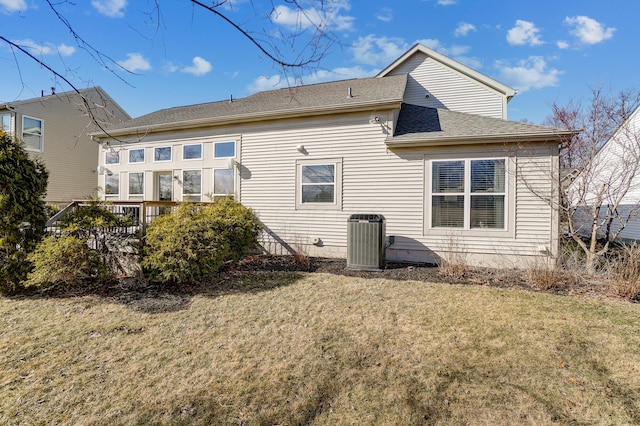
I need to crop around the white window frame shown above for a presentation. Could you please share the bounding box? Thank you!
[128,148,145,164]
[214,141,236,158]
[425,152,514,238]
[1,113,12,135]
[105,149,120,165]
[183,143,203,160]
[128,172,145,198]
[22,115,43,152]
[104,173,120,198]
[295,158,342,210]
[154,146,172,162]
[213,168,235,199]
[182,169,202,201]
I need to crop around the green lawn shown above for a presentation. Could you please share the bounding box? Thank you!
[1,272,639,425]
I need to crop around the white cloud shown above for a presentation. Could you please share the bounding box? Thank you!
[181,56,212,76]
[271,1,354,32]
[565,15,615,45]
[376,7,393,22]
[438,0,456,5]
[454,22,476,37]
[0,0,25,13]
[556,40,570,49]
[91,0,127,18]
[247,66,374,93]
[57,44,76,57]
[15,39,76,57]
[351,35,409,67]
[117,53,151,73]
[506,20,543,46]
[496,56,562,92]
[418,38,470,56]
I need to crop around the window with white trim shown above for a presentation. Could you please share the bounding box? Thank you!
[22,116,43,151]
[129,148,145,163]
[183,144,202,160]
[128,172,144,198]
[105,174,119,197]
[213,168,234,198]
[214,141,235,158]
[105,149,120,165]
[1,113,12,135]
[430,158,506,229]
[182,170,202,201]
[154,146,172,162]
[296,159,342,210]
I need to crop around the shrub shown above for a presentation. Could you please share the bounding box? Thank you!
[25,235,106,290]
[0,133,48,293]
[26,200,137,291]
[141,199,262,283]
[605,243,640,300]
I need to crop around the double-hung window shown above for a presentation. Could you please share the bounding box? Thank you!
[296,159,342,210]
[430,158,506,230]
[22,116,43,151]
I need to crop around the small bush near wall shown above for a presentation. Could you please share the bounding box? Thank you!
[25,200,136,291]
[141,198,262,284]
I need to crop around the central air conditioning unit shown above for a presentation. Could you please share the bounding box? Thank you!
[347,214,386,271]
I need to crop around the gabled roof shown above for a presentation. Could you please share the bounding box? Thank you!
[97,74,408,137]
[1,86,130,120]
[377,43,516,101]
[387,103,574,147]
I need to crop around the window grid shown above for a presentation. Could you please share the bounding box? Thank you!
[430,158,506,230]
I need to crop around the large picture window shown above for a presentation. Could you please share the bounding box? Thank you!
[105,174,119,197]
[296,159,342,210]
[213,168,234,198]
[431,158,506,230]
[182,170,202,201]
[129,172,144,197]
[22,116,43,151]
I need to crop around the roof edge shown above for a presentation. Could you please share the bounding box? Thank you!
[385,130,577,148]
[377,43,517,99]
[92,99,404,139]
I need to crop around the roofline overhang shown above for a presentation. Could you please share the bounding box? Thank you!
[385,131,577,148]
[91,99,404,139]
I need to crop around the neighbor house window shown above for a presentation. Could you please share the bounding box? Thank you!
[214,141,235,158]
[183,170,202,201]
[105,149,120,165]
[129,148,145,163]
[128,172,144,197]
[431,158,506,229]
[296,159,342,210]
[183,144,202,160]
[22,116,43,151]
[154,146,172,162]
[213,168,234,198]
[1,113,11,134]
[105,174,119,197]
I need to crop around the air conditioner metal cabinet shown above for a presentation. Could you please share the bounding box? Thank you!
[347,214,386,271]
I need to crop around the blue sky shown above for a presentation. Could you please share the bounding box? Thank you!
[1,0,637,124]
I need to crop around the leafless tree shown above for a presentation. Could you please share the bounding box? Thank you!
[1,0,339,135]
[548,87,640,273]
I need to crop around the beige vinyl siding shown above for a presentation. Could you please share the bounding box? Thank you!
[11,89,129,202]
[99,111,558,267]
[385,52,506,119]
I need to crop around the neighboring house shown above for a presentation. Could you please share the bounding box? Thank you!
[0,87,130,202]
[568,106,640,242]
[92,44,572,268]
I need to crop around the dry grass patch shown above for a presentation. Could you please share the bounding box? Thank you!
[1,272,640,425]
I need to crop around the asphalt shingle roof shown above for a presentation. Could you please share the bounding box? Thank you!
[391,103,567,143]
[107,74,408,132]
